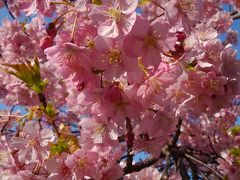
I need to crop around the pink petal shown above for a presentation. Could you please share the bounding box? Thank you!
[123,35,144,57]
[120,12,137,35]
[120,0,138,14]
[98,21,119,38]
[23,121,40,136]
[95,36,112,51]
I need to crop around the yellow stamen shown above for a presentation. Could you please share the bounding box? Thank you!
[78,158,86,168]
[209,80,219,91]
[108,8,122,22]
[107,49,122,64]
[144,35,158,48]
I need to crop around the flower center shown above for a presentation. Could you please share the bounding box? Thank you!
[149,78,162,95]
[85,39,95,50]
[28,139,37,146]
[78,158,87,169]
[107,49,122,64]
[61,50,76,66]
[108,8,122,22]
[179,0,196,14]
[94,124,106,135]
[207,51,219,61]
[144,35,158,48]
[209,79,219,91]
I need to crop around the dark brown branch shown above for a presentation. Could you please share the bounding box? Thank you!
[38,93,47,108]
[150,0,165,11]
[233,13,240,20]
[125,117,134,169]
[171,117,182,147]
[230,10,238,16]
[38,93,59,136]
[231,11,240,20]
[178,158,190,180]
[161,152,171,179]
[199,171,209,180]
[186,156,199,180]
[124,157,159,175]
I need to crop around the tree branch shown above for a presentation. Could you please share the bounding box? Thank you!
[125,117,134,169]
[184,153,224,179]
[1,105,15,133]
[171,117,182,147]
[38,93,59,136]
[124,157,159,175]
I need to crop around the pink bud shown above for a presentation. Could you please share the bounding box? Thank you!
[175,31,186,42]
[40,36,54,50]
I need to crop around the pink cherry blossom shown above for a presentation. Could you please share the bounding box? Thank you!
[46,153,73,180]
[21,0,51,16]
[89,0,138,38]
[0,0,240,179]
[201,71,228,96]
[11,121,55,163]
[45,42,90,79]
[65,149,99,179]
[124,16,177,67]
[79,115,118,145]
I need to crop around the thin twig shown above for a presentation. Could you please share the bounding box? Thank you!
[185,153,224,179]
[199,171,209,180]
[161,153,171,179]
[125,117,134,168]
[124,157,159,175]
[1,105,15,133]
[232,13,240,20]
[38,93,47,108]
[150,0,165,11]
[171,117,182,146]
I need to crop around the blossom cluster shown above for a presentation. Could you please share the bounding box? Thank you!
[0,0,240,179]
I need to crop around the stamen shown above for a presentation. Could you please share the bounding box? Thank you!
[144,35,158,48]
[108,8,122,22]
[107,49,122,64]
[209,80,219,91]
[78,158,86,168]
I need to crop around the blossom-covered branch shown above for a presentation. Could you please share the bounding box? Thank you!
[0,0,240,179]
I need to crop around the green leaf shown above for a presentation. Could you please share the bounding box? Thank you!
[231,126,240,136]
[50,138,69,156]
[0,58,48,94]
[186,63,196,71]
[45,103,56,117]
[230,147,240,157]
[31,85,42,94]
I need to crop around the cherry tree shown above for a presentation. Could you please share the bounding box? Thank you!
[0,0,240,179]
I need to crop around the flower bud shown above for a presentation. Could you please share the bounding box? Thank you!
[40,36,54,50]
[176,31,186,42]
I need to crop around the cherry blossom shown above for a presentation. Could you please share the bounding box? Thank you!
[89,0,138,38]
[65,149,99,179]
[11,121,55,163]
[0,0,239,179]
